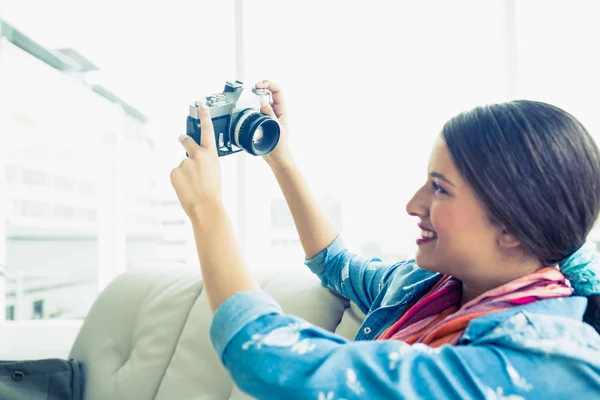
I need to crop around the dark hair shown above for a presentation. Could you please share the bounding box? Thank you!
[442,100,600,334]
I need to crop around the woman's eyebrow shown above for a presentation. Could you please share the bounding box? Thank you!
[430,171,455,187]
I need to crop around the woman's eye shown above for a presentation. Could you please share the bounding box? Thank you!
[432,181,447,195]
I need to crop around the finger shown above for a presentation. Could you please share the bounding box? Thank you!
[177,157,188,169]
[259,95,277,119]
[197,100,217,152]
[255,80,287,121]
[178,134,201,157]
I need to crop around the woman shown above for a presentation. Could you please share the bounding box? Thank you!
[171,80,600,399]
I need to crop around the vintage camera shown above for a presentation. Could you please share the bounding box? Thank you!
[186,80,280,157]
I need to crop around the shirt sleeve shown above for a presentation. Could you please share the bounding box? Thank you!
[305,235,412,314]
[210,291,525,400]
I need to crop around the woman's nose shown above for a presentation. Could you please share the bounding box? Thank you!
[406,186,429,218]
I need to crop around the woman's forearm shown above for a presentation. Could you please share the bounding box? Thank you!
[268,159,339,259]
[190,203,260,312]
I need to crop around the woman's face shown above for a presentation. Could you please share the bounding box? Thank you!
[405,137,503,281]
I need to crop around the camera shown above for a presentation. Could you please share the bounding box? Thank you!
[186,80,281,157]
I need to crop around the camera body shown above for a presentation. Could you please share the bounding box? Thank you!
[186,80,280,157]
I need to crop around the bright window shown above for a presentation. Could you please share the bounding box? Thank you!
[1,0,599,324]
[0,0,235,321]
[242,0,510,268]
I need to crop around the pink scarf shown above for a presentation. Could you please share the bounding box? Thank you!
[376,267,573,347]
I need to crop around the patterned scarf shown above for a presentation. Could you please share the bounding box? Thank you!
[376,267,573,347]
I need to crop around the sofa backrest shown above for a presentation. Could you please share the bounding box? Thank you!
[69,265,364,400]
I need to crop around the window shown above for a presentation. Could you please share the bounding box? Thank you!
[32,300,44,320]
[162,220,185,226]
[54,176,75,191]
[6,164,18,182]
[6,305,15,321]
[2,1,597,323]
[22,169,48,186]
[513,1,600,139]
[0,0,235,321]
[243,0,510,268]
[54,205,76,219]
[512,1,600,242]
[78,182,96,195]
[21,201,51,218]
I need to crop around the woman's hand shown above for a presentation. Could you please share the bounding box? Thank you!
[255,80,293,168]
[171,101,223,221]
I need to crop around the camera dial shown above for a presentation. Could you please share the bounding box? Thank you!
[251,87,269,96]
[205,94,227,107]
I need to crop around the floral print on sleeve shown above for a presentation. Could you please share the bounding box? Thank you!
[242,321,317,355]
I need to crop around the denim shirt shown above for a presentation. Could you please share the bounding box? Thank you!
[210,236,600,399]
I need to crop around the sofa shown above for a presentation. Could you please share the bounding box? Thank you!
[68,264,365,399]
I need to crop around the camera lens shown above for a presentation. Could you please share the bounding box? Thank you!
[234,110,280,156]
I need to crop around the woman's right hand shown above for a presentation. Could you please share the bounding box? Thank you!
[255,80,293,168]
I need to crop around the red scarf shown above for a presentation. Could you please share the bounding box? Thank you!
[376,267,572,347]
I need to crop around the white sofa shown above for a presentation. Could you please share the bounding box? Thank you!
[68,265,365,399]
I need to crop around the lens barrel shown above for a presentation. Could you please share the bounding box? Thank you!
[234,110,280,156]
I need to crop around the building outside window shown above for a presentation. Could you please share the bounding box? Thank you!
[0,0,236,322]
[0,20,161,320]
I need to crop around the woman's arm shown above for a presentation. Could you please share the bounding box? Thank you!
[257,81,410,312]
[256,80,338,259]
[210,291,536,400]
[171,101,259,312]
[189,203,260,312]
[269,158,339,259]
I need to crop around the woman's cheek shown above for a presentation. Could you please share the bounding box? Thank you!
[429,203,447,235]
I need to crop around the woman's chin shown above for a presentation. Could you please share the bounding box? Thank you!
[415,253,442,273]
[414,252,429,268]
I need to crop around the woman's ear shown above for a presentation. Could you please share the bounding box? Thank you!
[498,228,521,249]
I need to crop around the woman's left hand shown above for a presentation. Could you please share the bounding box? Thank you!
[171,101,223,220]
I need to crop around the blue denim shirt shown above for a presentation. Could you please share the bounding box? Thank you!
[210,236,600,399]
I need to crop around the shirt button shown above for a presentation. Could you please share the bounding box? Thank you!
[363,327,372,335]
[12,371,25,381]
